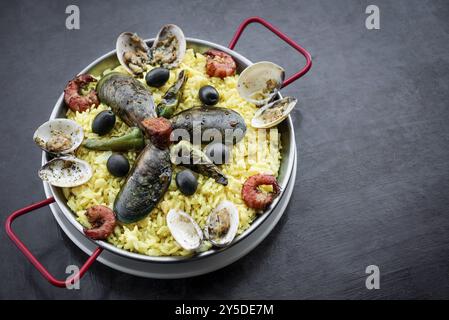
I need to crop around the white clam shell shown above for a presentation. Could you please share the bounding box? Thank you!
[38,156,92,188]
[151,24,186,69]
[116,32,150,75]
[33,119,83,154]
[251,96,298,129]
[237,61,285,106]
[204,200,239,247]
[166,209,203,251]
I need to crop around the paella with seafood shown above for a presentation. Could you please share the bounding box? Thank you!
[33,25,298,257]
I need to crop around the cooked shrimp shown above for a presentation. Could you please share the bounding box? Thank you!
[241,174,281,210]
[84,205,116,240]
[204,49,236,78]
[63,74,100,112]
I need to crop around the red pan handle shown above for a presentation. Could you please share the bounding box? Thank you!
[228,16,312,88]
[5,197,103,288]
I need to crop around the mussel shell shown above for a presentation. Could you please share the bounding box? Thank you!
[33,119,83,155]
[237,61,285,106]
[116,32,150,76]
[96,72,156,131]
[114,143,172,223]
[251,96,298,129]
[151,24,186,69]
[204,200,239,247]
[170,106,247,145]
[38,156,92,188]
[166,209,203,251]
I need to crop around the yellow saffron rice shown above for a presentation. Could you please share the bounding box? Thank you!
[63,49,281,256]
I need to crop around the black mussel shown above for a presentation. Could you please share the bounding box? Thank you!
[199,85,219,105]
[145,67,170,87]
[97,73,157,132]
[114,144,172,223]
[107,153,130,177]
[171,107,247,145]
[176,169,198,196]
[92,110,116,135]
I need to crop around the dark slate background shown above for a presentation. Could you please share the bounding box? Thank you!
[1,0,449,299]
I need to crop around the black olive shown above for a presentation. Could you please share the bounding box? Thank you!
[205,143,230,165]
[176,169,198,196]
[199,85,219,105]
[145,67,170,87]
[92,110,116,135]
[107,154,130,177]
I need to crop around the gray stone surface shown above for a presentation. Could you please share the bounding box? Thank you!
[1,0,449,299]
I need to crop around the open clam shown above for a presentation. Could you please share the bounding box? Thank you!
[204,200,239,247]
[33,119,83,155]
[166,201,239,251]
[237,61,285,106]
[116,25,186,75]
[166,209,203,251]
[251,96,298,129]
[116,32,151,76]
[38,156,92,188]
[151,24,186,69]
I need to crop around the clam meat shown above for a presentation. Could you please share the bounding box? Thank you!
[204,200,239,247]
[33,119,84,155]
[251,96,298,129]
[237,61,285,106]
[116,32,150,76]
[151,24,186,69]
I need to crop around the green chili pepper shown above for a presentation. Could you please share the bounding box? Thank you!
[83,127,144,151]
[156,70,187,118]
